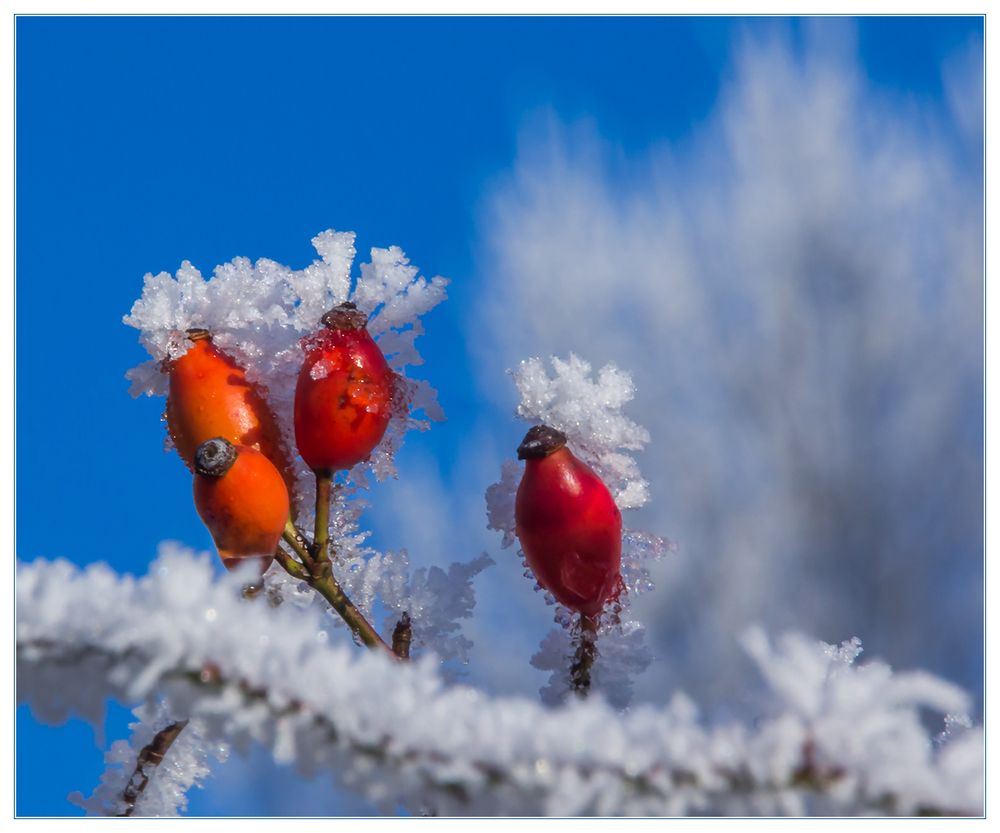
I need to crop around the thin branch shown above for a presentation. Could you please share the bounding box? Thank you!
[310,569,395,656]
[569,614,598,696]
[282,520,315,572]
[276,519,395,657]
[273,546,308,581]
[116,720,189,817]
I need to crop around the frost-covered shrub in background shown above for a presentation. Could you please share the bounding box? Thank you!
[15,231,983,816]
[474,35,984,707]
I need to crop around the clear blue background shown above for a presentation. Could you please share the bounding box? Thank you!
[16,15,983,816]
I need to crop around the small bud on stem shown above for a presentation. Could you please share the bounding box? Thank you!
[392,612,412,659]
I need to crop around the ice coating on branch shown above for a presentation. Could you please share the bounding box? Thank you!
[17,551,983,816]
[485,354,673,706]
[742,628,970,721]
[123,229,446,491]
[70,703,225,817]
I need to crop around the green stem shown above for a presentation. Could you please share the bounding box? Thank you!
[273,547,308,581]
[282,520,315,570]
[276,519,394,658]
[314,469,333,563]
[311,569,395,656]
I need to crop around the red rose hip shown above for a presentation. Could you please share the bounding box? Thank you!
[294,303,394,472]
[514,424,622,617]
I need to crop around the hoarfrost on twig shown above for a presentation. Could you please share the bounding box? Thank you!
[69,701,225,817]
[18,550,982,817]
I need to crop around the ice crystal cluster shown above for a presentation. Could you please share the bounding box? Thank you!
[486,354,674,706]
[16,551,982,816]
[122,231,486,662]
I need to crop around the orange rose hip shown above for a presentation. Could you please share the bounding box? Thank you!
[193,438,290,574]
[165,328,292,480]
[294,303,393,472]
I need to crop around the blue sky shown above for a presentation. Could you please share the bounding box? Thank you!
[16,15,983,816]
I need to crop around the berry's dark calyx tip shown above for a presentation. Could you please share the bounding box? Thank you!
[194,437,239,477]
[517,424,568,460]
[186,327,212,343]
[320,302,368,331]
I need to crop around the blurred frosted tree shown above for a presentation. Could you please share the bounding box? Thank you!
[475,29,983,708]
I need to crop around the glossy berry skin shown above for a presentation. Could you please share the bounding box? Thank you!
[166,330,293,491]
[294,303,393,472]
[515,426,622,617]
[193,439,290,574]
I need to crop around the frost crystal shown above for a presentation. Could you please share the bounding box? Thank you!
[375,551,496,666]
[17,551,983,817]
[484,459,521,549]
[513,354,652,509]
[485,354,673,707]
[824,636,864,666]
